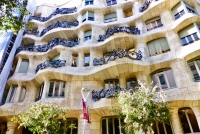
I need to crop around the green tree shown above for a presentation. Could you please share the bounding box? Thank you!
[0,0,29,32]
[11,103,68,134]
[116,82,171,134]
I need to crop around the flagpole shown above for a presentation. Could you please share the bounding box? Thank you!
[81,88,90,134]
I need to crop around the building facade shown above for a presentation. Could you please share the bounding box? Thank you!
[1,0,200,133]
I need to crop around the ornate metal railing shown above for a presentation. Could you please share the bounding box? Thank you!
[23,29,39,36]
[139,0,159,12]
[97,26,140,42]
[93,48,142,66]
[16,37,79,54]
[92,85,137,101]
[40,20,79,36]
[35,59,66,73]
[29,7,77,22]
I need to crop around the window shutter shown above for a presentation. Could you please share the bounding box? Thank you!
[145,16,160,24]
[165,70,177,88]
[179,24,197,38]
[104,12,117,20]
[148,42,156,55]
[159,38,170,51]
[171,2,184,16]
[82,12,87,20]
[19,88,26,102]
[88,12,94,17]
[84,30,92,37]
[18,60,29,73]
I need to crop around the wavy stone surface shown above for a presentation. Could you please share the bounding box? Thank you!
[97,26,140,42]
[35,59,66,73]
[16,37,79,54]
[93,48,142,66]
[29,7,77,22]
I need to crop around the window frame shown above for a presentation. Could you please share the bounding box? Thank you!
[85,0,94,6]
[6,86,17,103]
[146,18,163,31]
[18,59,29,73]
[180,32,199,46]
[106,0,117,6]
[84,54,90,67]
[104,12,117,23]
[47,81,65,98]
[84,30,92,41]
[188,59,200,82]
[104,79,119,89]
[82,11,94,22]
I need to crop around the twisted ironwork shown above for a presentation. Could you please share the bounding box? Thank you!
[40,20,79,37]
[29,7,77,22]
[97,26,140,42]
[23,29,39,36]
[92,85,137,101]
[16,37,79,54]
[35,59,66,73]
[93,48,142,66]
[139,0,159,12]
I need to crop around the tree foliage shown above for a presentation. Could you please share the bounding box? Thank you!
[0,0,29,32]
[11,103,68,134]
[116,82,171,134]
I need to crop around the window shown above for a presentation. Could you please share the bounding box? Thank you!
[101,117,123,134]
[82,11,94,22]
[71,55,77,67]
[19,87,26,102]
[85,0,93,5]
[174,10,185,20]
[47,81,65,97]
[126,78,137,89]
[0,123,7,134]
[178,108,200,133]
[188,59,200,82]
[84,30,92,41]
[106,0,117,6]
[153,120,173,134]
[104,79,119,89]
[180,33,199,46]
[151,69,177,90]
[52,54,60,60]
[6,86,17,103]
[60,118,78,134]
[104,12,117,23]
[146,17,163,31]
[35,83,44,101]
[123,8,133,18]
[84,55,90,66]
[18,59,29,73]
[178,24,200,46]
[147,38,170,56]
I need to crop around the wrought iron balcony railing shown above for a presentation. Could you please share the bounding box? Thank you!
[16,37,79,54]
[97,26,140,42]
[35,59,66,73]
[139,0,159,12]
[23,20,79,37]
[93,48,142,66]
[29,7,77,22]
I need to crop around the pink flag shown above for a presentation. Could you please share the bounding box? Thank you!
[82,99,91,124]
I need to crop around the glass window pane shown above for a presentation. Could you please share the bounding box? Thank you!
[108,118,113,134]
[84,55,90,66]
[165,69,177,88]
[19,88,26,102]
[152,74,158,87]
[54,81,59,97]
[160,38,170,52]
[146,23,152,31]
[151,21,157,29]
[60,82,65,97]
[187,35,193,43]
[179,110,191,133]
[181,38,188,46]
[158,74,168,89]
[102,119,107,134]
[189,62,200,81]
[48,82,54,97]
[186,109,200,132]
[114,118,120,134]
[193,33,199,41]
[18,60,29,73]
[156,19,163,27]
[148,42,156,56]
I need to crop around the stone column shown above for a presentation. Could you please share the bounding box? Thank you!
[192,106,200,130]
[116,7,124,21]
[14,57,22,74]
[60,49,72,66]
[134,1,142,15]
[42,77,49,99]
[28,56,34,73]
[160,9,174,26]
[78,51,84,67]
[136,74,148,84]
[78,29,84,45]
[14,85,22,102]
[119,77,126,88]
[136,20,144,34]
[6,121,17,134]
[77,14,82,25]
[170,108,184,134]
[136,42,148,59]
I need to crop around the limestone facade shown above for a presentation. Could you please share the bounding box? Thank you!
[1,0,200,134]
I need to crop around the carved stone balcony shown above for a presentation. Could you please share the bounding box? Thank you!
[35,59,66,73]
[93,48,142,66]
[139,0,159,12]
[97,26,140,42]
[29,7,77,22]
[16,37,79,54]
[23,29,39,36]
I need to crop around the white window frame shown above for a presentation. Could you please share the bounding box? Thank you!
[6,86,17,103]
[180,32,199,46]
[47,81,65,98]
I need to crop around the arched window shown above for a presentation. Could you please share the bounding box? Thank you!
[153,120,173,134]
[151,68,177,90]
[178,107,200,133]
[147,38,170,56]
[101,117,123,134]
